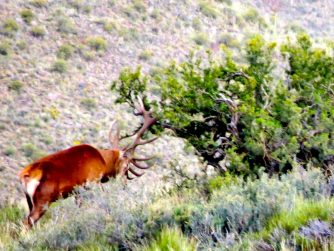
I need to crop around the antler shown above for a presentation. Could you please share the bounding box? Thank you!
[123,97,158,155]
[109,120,120,149]
[123,97,158,179]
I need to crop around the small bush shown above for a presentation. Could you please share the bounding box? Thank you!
[266,199,334,235]
[0,205,24,224]
[68,0,92,13]
[8,80,23,91]
[215,0,232,5]
[192,17,202,30]
[0,41,11,56]
[1,19,19,36]
[218,33,239,48]
[22,143,46,160]
[80,98,96,110]
[16,40,27,50]
[192,32,208,45]
[133,0,146,13]
[119,27,139,41]
[150,9,161,20]
[138,50,153,61]
[57,44,74,60]
[56,17,76,34]
[103,21,116,32]
[30,26,46,37]
[52,59,68,73]
[20,9,34,24]
[199,1,218,18]
[86,36,107,52]
[4,146,16,156]
[142,227,197,251]
[243,8,261,23]
[81,50,95,61]
[29,0,48,8]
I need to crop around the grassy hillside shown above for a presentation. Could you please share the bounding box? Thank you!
[1,0,334,250]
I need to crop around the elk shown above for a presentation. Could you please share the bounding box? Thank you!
[18,98,157,228]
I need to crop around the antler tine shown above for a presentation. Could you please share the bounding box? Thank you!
[124,97,157,156]
[128,167,144,177]
[109,120,120,148]
[133,156,155,161]
[126,171,134,180]
[130,160,151,169]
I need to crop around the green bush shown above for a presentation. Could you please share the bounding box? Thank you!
[52,59,68,73]
[142,227,197,251]
[29,0,48,8]
[8,80,23,91]
[57,44,74,60]
[138,50,153,61]
[1,19,19,36]
[0,41,11,56]
[80,98,96,110]
[20,9,34,24]
[267,199,334,235]
[56,16,76,34]
[31,25,46,37]
[192,32,208,45]
[102,20,116,32]
[4,146,16,156]
[22,143,46,160]
[112,33,334,177]
[0,206,23,224]
[86,36,107,52]
[199,1,218,18]
[5,167,329,250]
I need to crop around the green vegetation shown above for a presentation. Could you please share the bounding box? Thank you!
[86,36,108,52]
[20,9,34,24]
[199,1,218,18]
[57,44,74,60]
[0,0,334,250]
[192,32,209,45]
[22,143,46,160]
[56,16,76,34]
[29,0,48,8]
[52,59,68,73]
[139,49,153,61]
[0,41,11,56]
[3,146,16,156]
[112,33,334,177]
[102,20,116,32]
[30,25,46,37]
[1,19,19,36]
[80,98,97,110]
[8,80,23,91]
[1,168,330,250]
[267,199,334,235]
[142,227,197,251]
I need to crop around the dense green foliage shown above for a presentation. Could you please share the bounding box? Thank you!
[2,168,332,250]
[112,33,334,176]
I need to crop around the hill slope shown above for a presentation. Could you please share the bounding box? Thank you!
[0,0,332,203]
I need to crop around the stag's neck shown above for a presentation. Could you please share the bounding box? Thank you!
[97,149,122,176]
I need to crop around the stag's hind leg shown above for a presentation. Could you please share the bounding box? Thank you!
[24,182,56,228]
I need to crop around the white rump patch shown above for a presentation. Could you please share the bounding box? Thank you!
[26,179,40,199]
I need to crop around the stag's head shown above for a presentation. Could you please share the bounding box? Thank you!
[109,97,158,180]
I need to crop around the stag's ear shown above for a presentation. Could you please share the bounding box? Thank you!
[109,120,120,149]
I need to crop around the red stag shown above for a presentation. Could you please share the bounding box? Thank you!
[19,98,157,227]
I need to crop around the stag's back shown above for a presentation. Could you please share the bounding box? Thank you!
[19,144,108,199]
